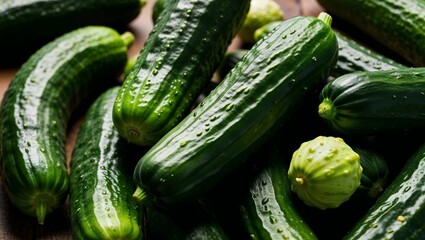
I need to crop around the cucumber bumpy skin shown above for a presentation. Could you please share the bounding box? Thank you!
[112,0,250,146]
[0,26,133,224]
[288,136,362,210]
[131,12,338,209]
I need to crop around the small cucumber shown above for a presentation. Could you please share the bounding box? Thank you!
[69,87,144,240]
[318,68,425,135]
[288,136,362,210]
[342,142,425,239]
[0,26,133,224]
[131,12,338,208]
[113,0,250,146]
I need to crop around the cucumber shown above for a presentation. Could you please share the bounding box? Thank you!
[350,145,389,202]
[144,200,229,240]
[318,68,425,135]
[132,12,338,208]
[112,0,250,146]
[69,87,144,240]
[0,0,144,65]
[240,144,318,240]
[254,21,405,79]
[0,26,133,224]
[288,136,362,210]
[317,0,425,66]
[342,142,425,239]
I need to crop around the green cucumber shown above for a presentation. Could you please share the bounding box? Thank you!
[144,200,229,240]
[0,26,133,224]
[350,145,389,202]
[318,68,425,135]
[112,0,250,146]
[288,136,362,210]
[254,21,405,79]
[240,144,318,240]
[0,0,144,65]
[342,142,425,239]
[317,0,425,66]
[69,87,144,240]
[132,12,338,208]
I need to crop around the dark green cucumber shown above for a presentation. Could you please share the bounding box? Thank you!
[240,144,318,240]
[318,68,425,135]
[0,26,133,224]
[254,21,405,79]
[144,200,229,240]
[0,0,144,65]
[317,0,425,66]
[132,13,338,208]
[112,0,250,146]
[351,145,389,202]
[69,87,144,240]
[152,0,167,24]
[342,142,425,239]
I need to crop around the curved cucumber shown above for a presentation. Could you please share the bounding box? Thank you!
[69,87,143,240]
[0,26,133,224]
[113,0,250,146]
[318,68,425,135]
[132,13,338,208]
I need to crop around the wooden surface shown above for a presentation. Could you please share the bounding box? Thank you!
[0,1,325,239]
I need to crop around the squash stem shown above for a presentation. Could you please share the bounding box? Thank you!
[132,187,148,203]
[318,98,336,120]
[35,200,47,225]
[317,12,333,26]
[121,32,135,48]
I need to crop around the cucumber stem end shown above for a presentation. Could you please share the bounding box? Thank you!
[132,187,148,203]
[317,12,333,27]
[121,32,135,48]
[318,98,336,120]
[35,202,47,225]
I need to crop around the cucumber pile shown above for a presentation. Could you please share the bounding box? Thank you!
[1,0,425,239]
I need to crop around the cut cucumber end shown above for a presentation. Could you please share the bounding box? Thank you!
[318,98,336,120]
[132,187,148,203]
[317,12,333,27]
[121,32,135,48]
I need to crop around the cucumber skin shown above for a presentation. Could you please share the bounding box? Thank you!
[112,0,250,146]
[318,68,425,135]
[133,15,338,208]
[70,87,143,240]
[343,142,425,240]
[317,0,425,66]
[253,21,405,79]
[240,145,318,240]
[331,31,405,79]
[0,26,130,223]
[0,0,142,47]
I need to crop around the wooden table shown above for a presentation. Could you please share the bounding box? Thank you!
[0,1,325,238]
